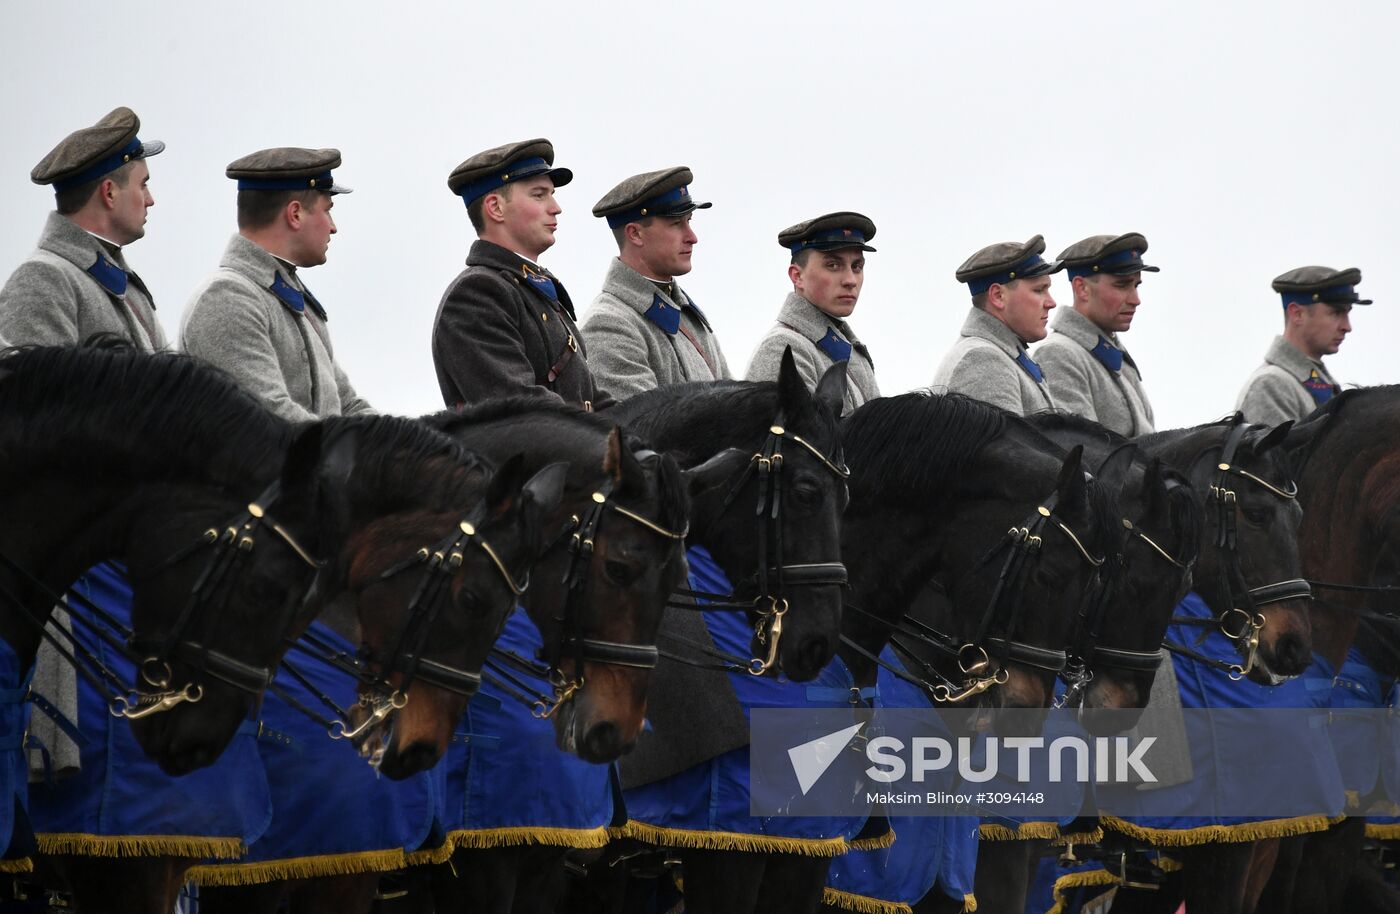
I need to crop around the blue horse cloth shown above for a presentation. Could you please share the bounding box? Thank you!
[0,639,34,871]
[622,545,874,855]
[824,650,978,913]
[1100,590,1343,844]
[1324,648,1400,836]
[27,562,271,859]
[188,621,444,885]
[427,605,617,851]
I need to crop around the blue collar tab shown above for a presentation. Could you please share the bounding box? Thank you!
[238,170,336,192]
[86,253,128,297]
[643,294,681,335]
[967,254,1050,296]
[1281,285,1357,309]
[269,272,305,313]
[1015,349,1044,383]
[790,228,868,253]
[1303,369,1337,406]
[53,138,144,193]
[1090,336,1123,372]
[605,185,696,229]
[521,264,558,302]
[1067,247,1146,280]
[457,157,551,206]
[816,326,852,363]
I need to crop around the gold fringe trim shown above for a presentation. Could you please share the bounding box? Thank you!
[1346,790,1361,810]
[1052,827,1103,846]
[402,841,455,867]
[977,821,1061,841]
[445,825,611,851]
[848,826,896,851]
[187,848,405,886]
[0,857,33,873]
[1100,814,1335,846]
[1045,867,1118,914]
[820,886,912,914]
[619,820,849,857]
[963,893,977,912]
[36,832,243,859]
[1365,821,1400,840]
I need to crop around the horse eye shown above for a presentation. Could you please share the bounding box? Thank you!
[791,484,823,509]
[604,559,639,586]
[1241,507,1269,525]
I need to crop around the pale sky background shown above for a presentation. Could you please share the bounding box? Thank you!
[1,1,1395,429]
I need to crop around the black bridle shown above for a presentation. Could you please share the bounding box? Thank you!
[1056,456,1195,708]
[670,417,851,675]
[1164,417,1310,680]
[0,478,323,722]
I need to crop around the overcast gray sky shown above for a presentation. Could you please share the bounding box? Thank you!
[2,1,1395,429]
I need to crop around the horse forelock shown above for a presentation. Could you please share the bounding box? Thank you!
[841,392,1009,505]
[0,345,291,484]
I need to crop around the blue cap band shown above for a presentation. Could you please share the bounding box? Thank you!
[1066,247,1147,280]
[457,156,551,206]
[52,137,144,193]
[1280,284,1358,308]
[237,171,337,192]
[605,185,696,229]
[789,228,869,252]
[967,253,1050,296]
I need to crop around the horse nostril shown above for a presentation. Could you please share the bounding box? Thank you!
[581,721,623,762]
[800,635,835,677]
[1273,632,1310,676]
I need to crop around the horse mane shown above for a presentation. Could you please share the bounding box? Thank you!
[318,414,485,517]
[619,380,836,467]
[1026,411,1129,445]
[0,344,292,484]
[841,391,1010,502]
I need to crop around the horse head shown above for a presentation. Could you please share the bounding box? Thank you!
[344,456,566,779]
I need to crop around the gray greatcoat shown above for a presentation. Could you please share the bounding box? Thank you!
[0,214,168,782]
[580,258,729,401]
[932,307,1054,416]
[181,234,372,422]
[1235,335,1337,426]
[745,292,880,414]
[1036,307,1155,436]
[0,211,166,350]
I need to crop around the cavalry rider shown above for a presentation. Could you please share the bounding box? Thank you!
[1235,265,1368,425]
[932,235,1062,416]
[1035,233,1159,435]
[431,137,608,410]
[581,166,729,399]
[180,147,373,421]
[746,211,881,413]
[0,106,165,350]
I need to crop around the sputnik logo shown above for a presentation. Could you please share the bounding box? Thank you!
[787,722,864,796]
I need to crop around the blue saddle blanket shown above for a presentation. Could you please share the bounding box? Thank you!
[0,639,33,866]
[27,562,271,857]
[190,620,443,882]
[430,605,617,847]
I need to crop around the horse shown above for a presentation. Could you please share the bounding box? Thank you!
[0,346,570,913]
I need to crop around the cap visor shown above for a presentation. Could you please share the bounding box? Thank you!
[328,183,354,195]
[547,167,573,189]
[805,241,877,253]
[1104,263,1160,274]
[1025,259,1065,277]
[138,139,166,158]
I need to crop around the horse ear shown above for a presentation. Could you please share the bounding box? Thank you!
[1283,411,1330,454]
[518,462,569,546]
[1055,444,1088,508]
[683,448,749,499]
[776,347,809,412]
[1253,420,1295,455]
[814,360,850,419]
[484,453,530,519]
[281,423,326,494]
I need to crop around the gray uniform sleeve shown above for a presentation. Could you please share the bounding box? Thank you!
[746,331,822,391]
[712,334,733,381]
[1038,346,1100,423]
[0,260,84,346]
[1236,372,1303,427]
[182,278,318,423]
[939,348,1027,414]
[582,307,662,401]
[334,361,375,416]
